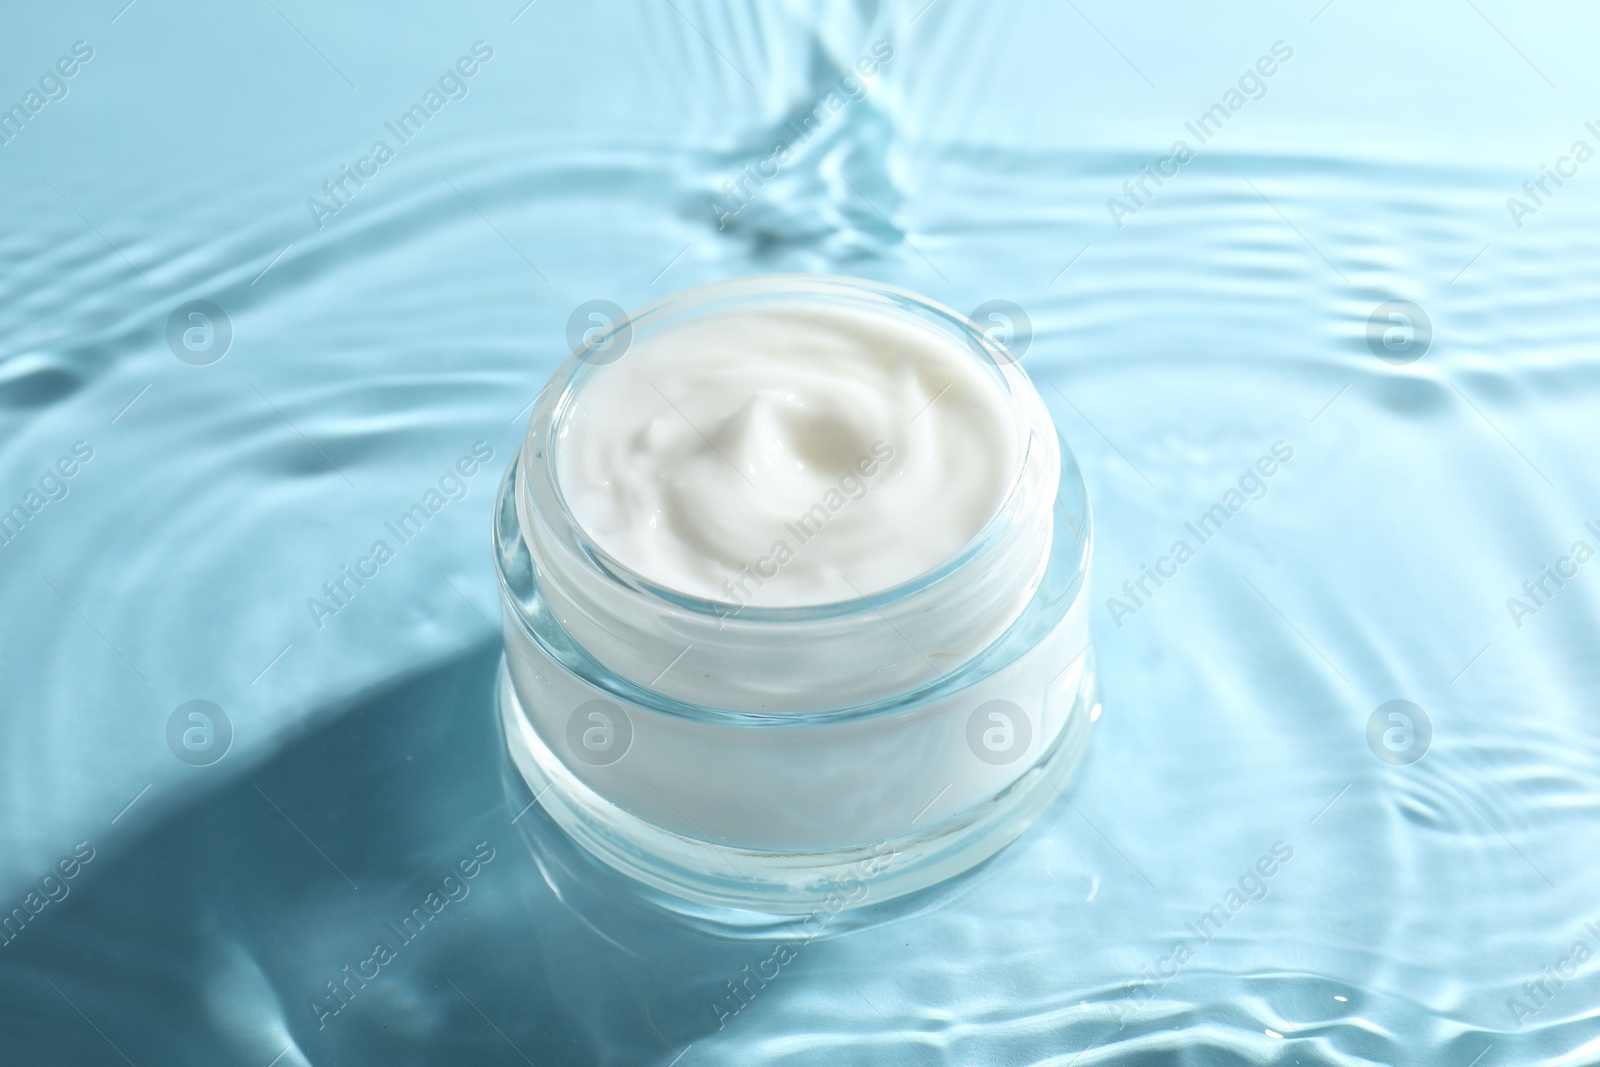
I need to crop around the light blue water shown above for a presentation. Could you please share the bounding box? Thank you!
[3,1,1599,1063]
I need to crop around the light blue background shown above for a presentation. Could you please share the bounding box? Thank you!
[2,1,1598,1063]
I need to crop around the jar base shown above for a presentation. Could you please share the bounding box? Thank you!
[499,655,1099,915]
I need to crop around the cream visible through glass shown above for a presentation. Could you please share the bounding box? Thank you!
[557,304,1021,607]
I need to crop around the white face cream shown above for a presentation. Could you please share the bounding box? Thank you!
[498,277,1097,911]
[557,305,1021,607]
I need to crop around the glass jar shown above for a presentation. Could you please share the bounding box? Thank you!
[495,275,1096,913]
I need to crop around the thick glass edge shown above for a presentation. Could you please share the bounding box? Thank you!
[499,654,1100,912]
[491,433,1094,729]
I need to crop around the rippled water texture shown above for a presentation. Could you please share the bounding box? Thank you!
[3,1,1599,1064]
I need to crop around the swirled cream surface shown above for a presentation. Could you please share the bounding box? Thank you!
[556,304,1020,606]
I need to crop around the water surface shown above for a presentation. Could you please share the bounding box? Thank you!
[2,1,1598,1064]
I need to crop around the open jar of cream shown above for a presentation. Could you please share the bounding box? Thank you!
[495,275,1096,912]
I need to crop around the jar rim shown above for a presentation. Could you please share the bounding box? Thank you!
[525,273,1039,623]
